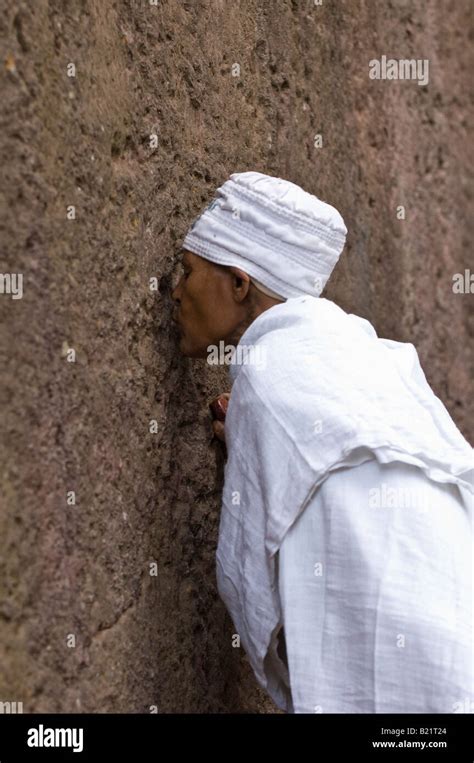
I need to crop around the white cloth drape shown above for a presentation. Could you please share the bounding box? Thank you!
[272,457,473,713]
[216,296,473,713]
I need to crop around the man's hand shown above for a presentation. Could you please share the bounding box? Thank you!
[212,419,226,443]
[209,392,230,444]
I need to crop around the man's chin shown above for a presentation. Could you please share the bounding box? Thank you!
[177,335,207,359]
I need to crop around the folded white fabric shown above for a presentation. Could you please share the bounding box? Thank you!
[182,171,347,299]
[277,458,473,713]
[215,295,473,712]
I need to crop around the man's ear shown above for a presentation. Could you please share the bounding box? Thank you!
[228,266,251,301]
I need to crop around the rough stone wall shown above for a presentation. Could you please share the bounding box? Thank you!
[0,0,471,713]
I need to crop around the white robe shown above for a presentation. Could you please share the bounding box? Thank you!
[215,296,473,713]
[272,457,473,713]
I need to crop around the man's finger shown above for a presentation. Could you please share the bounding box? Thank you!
[212,419,226,443]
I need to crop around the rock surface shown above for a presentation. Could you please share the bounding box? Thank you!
[0,0,472,712]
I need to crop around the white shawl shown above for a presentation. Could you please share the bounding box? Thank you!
[215,296,473,710]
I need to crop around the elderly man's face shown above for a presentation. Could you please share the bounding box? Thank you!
[171,250,254,358]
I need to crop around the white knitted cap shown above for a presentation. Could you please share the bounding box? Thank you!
[182,171,347,299]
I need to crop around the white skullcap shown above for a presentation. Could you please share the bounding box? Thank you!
[182,171,347,299]
[249,276,287,301]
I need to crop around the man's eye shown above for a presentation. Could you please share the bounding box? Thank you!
[172,264,187,290]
